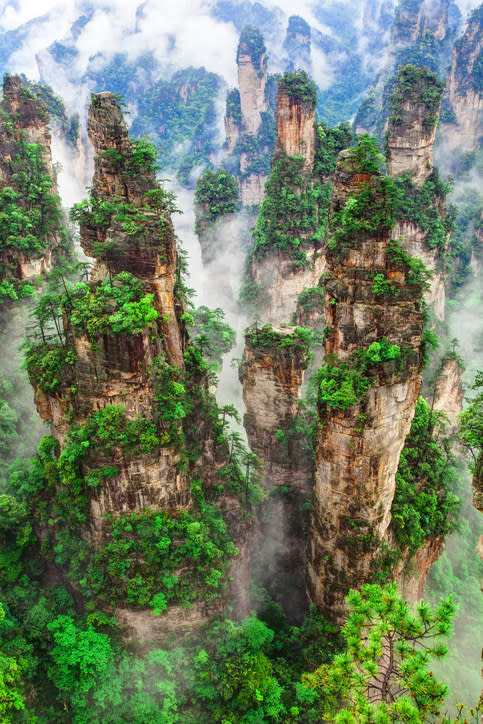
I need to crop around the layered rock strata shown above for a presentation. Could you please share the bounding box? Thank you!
[274,84,315,172]
[307,148,425,623]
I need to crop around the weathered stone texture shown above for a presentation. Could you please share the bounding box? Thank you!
[308,155,424,623]
[275,90,315,171]
[0,75,60,280]
[442,12,483,152]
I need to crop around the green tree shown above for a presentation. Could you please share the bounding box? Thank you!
[302,582,454,722]
[0,603,25,721]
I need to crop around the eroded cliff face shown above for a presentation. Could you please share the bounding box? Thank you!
[252,249,326,326]
[224,27,273,207]
[31,92,189,533]
[386,68,442,185]
[240,326,312,493]
[432,354,464,436]
[387,65,447,321]
[396,535,445,604]
[441,8,483,152]
[307,148,425,623]
[274,87,315,172]
[240,325,313,616]
[0,75,62,283]
[392,0,448,44]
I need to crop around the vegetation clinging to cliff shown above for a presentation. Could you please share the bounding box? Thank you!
[236,25,267,72]
[194,168,239,228]
[389,63,444,131]
[0,136,65,299]
[392,397,460,554]
[278,69,317,109]
[252,153,330,261]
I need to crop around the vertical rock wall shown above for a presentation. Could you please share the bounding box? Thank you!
[441,7,483,152]
[0,75,62,281]
[32,92,191,533]
[274,87,315,172]
[307,148,425,623]
[387,65,447,321]
[225,27,272,207]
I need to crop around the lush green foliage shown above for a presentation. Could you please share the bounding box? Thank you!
[342,134,385,174]
[278,70,317,108]
[303,582,455,722]
[236,26,266,71]
[390,64,444,131]
[314,122,353,178]
[194,168,238,228]
[392,170,454,250]
[0,132,66,296]
[247,324,315,359]
[317,340,403,412]
[392,397,461,553]
[188,305,236,370]
[68,272,159,339]
[253,153,330,260]
[225,88,242,124]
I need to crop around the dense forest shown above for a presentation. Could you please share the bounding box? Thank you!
[0,0,482,722]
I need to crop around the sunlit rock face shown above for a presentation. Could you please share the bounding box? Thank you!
[441,8,483,152]
[0,75,61,281]
[307,150,424,623]
[237,36,268,136]
[274,85,315,172]
[432,355,464,436]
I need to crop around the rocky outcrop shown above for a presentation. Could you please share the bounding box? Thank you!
[396,535,445,604]
[249,71,323,325]
[240,325,313,616]
[251,250,325,326]
[30,92,190,533]
[307,146,425,623]
[387,65,447,321]
[283,15,311,73]
[441,7,483,152]
[1,75,56,180]
[431,354,464,436]
[274,84,315,172]
[240,326,312,493]
[392,0,449,44]
[0,75,62,285]
[224,27,274,207]
[392,220,446,320]
[237,29,268,136]
[386,65,444,185]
